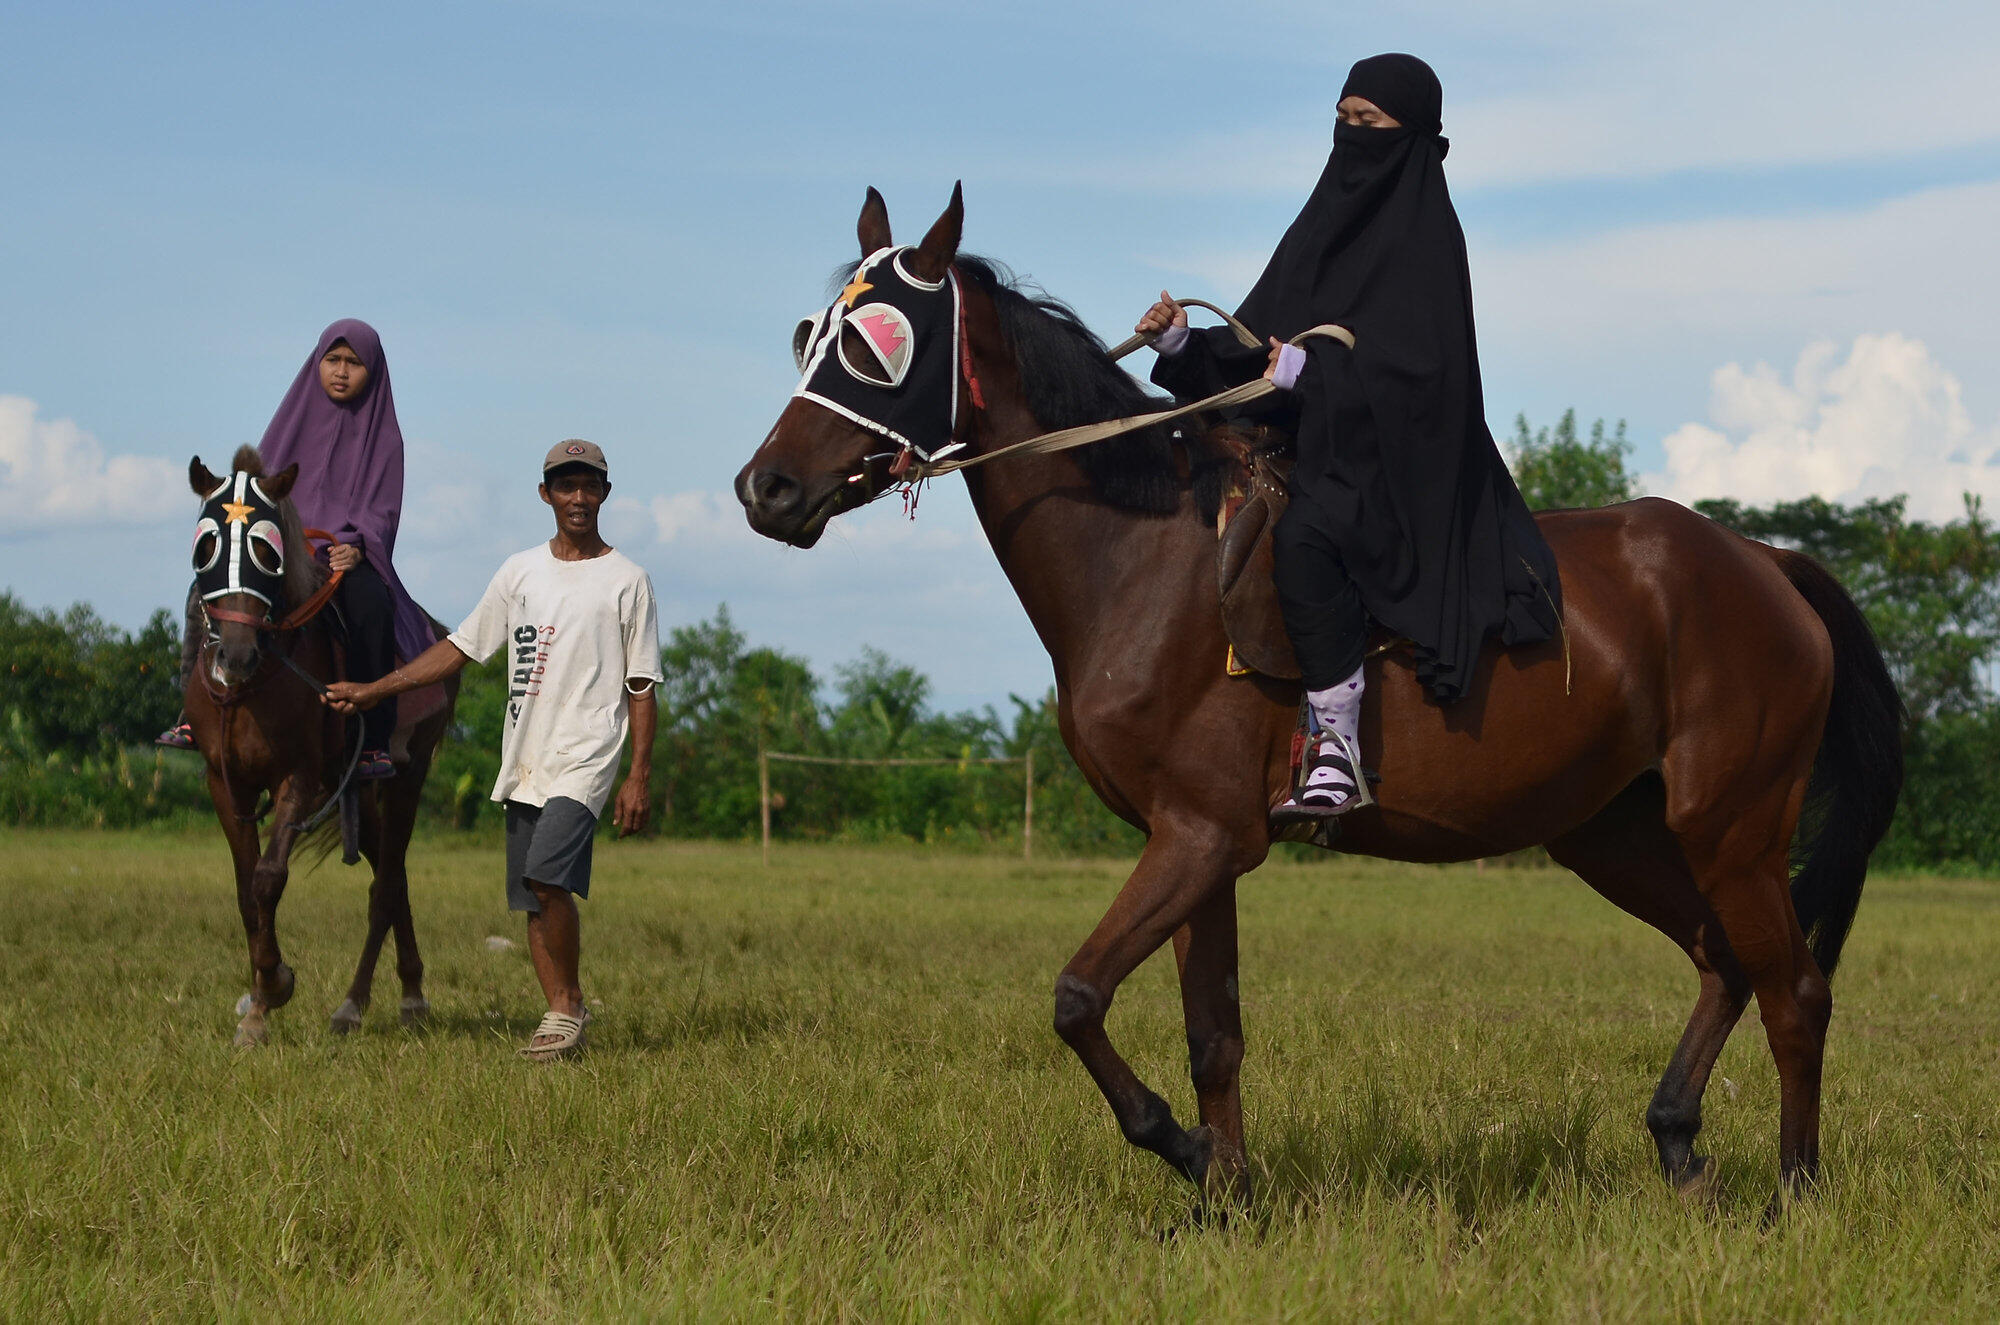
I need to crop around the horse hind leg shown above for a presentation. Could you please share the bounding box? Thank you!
[1172,882,1250,1208]
[1547,774,1751,1193]
[1717,868,1830,1214]
[337,768,430,1032]
[378,769,430,1025]
[1665,757,1831,1213]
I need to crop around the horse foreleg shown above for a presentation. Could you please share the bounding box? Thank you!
[1172,883,1250,1206]
[1054,819,1258,1188]
[239,783,309,1043]
[208,769,274,1046]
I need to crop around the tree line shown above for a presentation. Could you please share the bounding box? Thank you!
[7,411,2000,865]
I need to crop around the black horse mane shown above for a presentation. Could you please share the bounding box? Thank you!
[833,255,1225,517]
[230,444,328,610]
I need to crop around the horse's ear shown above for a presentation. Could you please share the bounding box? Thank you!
[262,463,300,502]
[189,457,219,496]
[857,186,892,256]
[907,181,963,284]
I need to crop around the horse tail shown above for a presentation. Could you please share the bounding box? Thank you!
[1770,547,1906,978]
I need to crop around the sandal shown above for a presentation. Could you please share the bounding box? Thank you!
[1271,729,1375,825]
[356,749,395,780]
[519,1010,587,1061]
[155,721,194,750]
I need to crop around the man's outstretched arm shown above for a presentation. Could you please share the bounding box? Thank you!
[323,638,475,714]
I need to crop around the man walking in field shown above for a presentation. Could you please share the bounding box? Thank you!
[326,439,661,1060]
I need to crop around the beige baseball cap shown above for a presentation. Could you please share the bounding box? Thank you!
[542,438,608,475]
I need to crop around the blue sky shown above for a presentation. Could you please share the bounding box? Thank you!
[7,1,2000,713]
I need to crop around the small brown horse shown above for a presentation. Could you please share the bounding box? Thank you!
[737,188,1904,1211]
[186,446,456,1047]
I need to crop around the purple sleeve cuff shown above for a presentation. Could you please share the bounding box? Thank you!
[1152,324,1191,356]
[1272,342,1307,391]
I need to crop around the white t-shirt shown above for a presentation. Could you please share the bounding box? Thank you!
[449,544,663,816]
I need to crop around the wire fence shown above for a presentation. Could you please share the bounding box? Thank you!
[758,748,1035,863]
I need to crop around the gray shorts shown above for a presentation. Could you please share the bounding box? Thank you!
[504,797,597,912]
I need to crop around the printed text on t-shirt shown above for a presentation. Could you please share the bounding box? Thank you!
[509,624,556,724]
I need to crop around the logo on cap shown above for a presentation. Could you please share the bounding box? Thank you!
[565,443,586,456]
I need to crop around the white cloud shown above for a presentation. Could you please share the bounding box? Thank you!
[0,396,185,533]
[966,5,2000,198]
[1645,333,1999,522]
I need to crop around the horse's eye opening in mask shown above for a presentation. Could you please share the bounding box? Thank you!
[837,303,914,387]
[838,324,896,385]
[793,312,825,373]
[247,521,284,577]
[192,518,222,573]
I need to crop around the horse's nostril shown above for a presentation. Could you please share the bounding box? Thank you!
[748,468,801,515]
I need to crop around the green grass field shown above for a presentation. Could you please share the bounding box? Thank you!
[3,830,1997,1320]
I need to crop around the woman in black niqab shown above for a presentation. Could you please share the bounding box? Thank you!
[1146,53,1561,818]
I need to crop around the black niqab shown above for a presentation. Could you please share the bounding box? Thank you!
[1156,52,1561,701]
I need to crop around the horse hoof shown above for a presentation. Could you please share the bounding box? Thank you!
[1760,1171,1817,1226]
[235,992,256,1017]
[399,996,431,1027]
[1673,1155,1718,1203]
[1181,1124,1218,1184]
[233,1016,269,1049]
[330,998,366,1034]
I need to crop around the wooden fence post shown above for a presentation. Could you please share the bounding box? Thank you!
[1023,748,1035,862]
[759,748,771,867]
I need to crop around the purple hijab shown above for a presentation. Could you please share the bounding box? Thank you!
[258,319,434,661]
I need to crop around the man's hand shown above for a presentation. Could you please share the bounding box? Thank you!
[323,679,380,714]
[1134,289,1188,336]
[327,542,362,573]
[612,775,651,837]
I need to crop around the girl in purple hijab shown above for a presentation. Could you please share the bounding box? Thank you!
[160,319,432,776]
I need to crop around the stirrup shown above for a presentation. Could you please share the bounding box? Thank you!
[1272,728,1375,825]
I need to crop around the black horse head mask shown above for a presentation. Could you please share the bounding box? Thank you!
[191,468,290,611]
[790,186,970,464]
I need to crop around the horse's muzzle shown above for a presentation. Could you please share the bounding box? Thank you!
[737,464,836,548]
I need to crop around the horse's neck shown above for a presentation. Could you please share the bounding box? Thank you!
[957,414,1191,677]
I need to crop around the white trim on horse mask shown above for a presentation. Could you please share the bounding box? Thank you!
[790,246,966,463]
[194,471,287,610]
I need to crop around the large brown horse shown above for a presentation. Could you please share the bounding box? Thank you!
[736,189,1904,1211]
[185,446,456,1047]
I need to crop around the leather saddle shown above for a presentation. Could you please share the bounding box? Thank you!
[1208,424,1303,681]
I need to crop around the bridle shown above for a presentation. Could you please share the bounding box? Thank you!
[197,526,345,705]
[819,275,1356,513]
[192,501,363,829]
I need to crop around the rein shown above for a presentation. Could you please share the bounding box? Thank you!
[902,295,1355,484]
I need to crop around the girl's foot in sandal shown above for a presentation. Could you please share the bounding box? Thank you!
[356,749,395,779]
